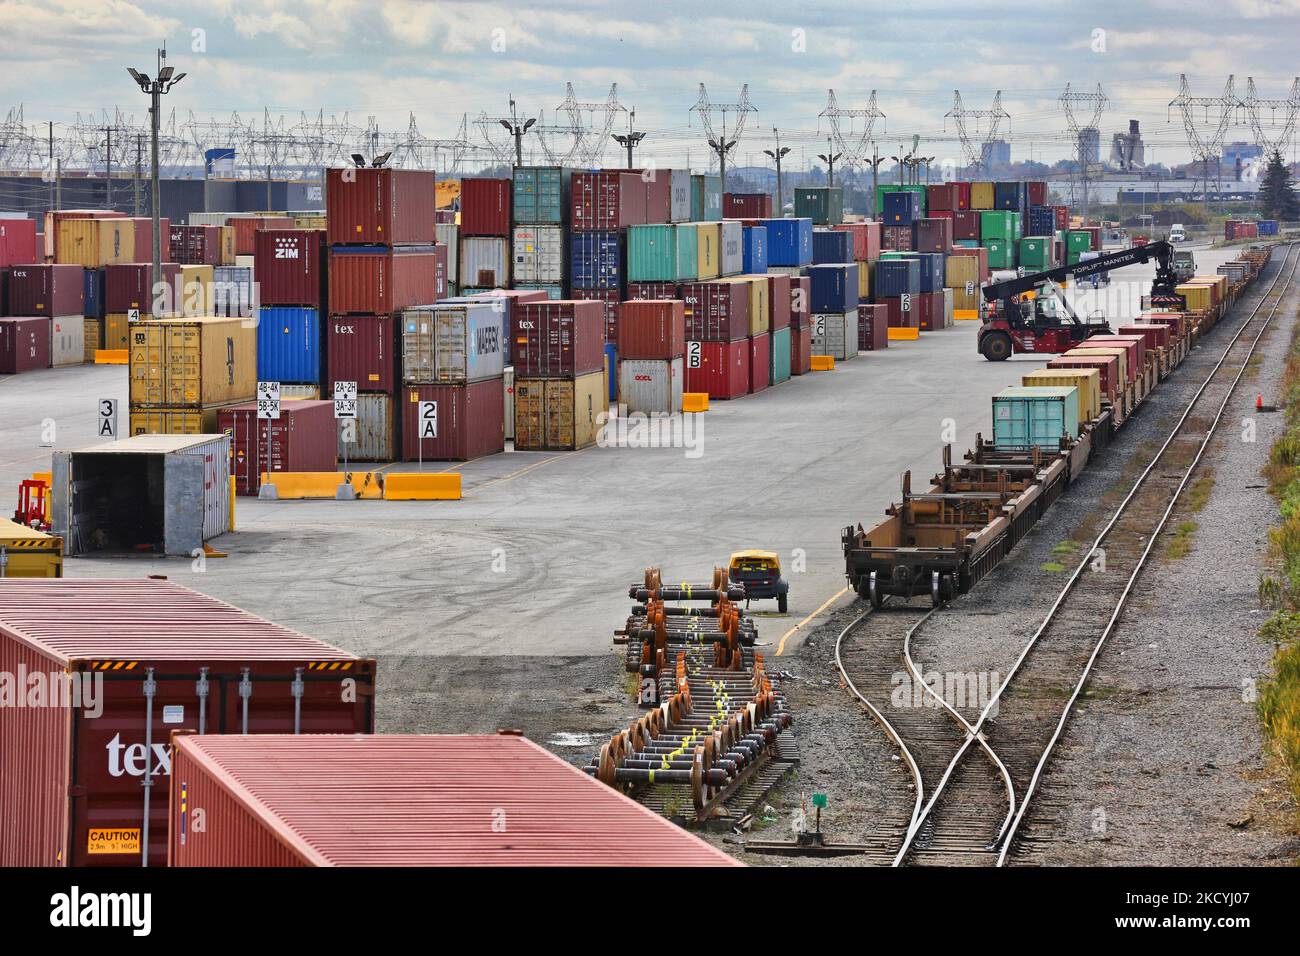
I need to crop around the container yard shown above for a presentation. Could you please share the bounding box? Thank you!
[1,0,1298,933]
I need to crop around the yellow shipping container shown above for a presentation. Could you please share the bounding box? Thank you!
[0,518,63,577]
[128,316,257,406]
[513,372,605,451]
[218,225,237,265]
[1023,368,1102,424]
[970,182,995,210]
[1064,346,1128,388]
[1176,283,1213,312]
[179,264,216,316]
[56,217,134,267]
[945,254,980,290]
[128,403,235,436]
[857,260,871,300]
[722,275,770,336]
[1191,274,1227,303]
[82,318,102,362]
[695,222,720,280]
[294,215,327,230]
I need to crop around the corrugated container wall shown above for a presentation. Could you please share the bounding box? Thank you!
[401,302,505,385]
[326,167,437,246]
[128,318,258,406]
[400,379,505,461]
[254,229,326,307]
[0,317,51,374]
[219,400,338,495]
[340,393,395,460]
[328,313,395,393]
[256,306,322,383]
[329,246,441,314]
[512,226,565,285]
[459,237,510,289]
[512,166,572,225]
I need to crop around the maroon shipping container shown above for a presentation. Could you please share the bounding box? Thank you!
[952,210,980,241]
[685,339,748,399]
[1072,337,1140,383]
[326,167,437,246]
[748,333,770,394]
[914,218,952,254]
[0,579,375,868]
[723,193,773,218]
[104,262,182,314]
[618,299,685,360]
[433,243,448,300]
[229,216,294,256]
[882,295,919,329]
[0,316,52,373]
[790,276,811,329]
[603,168,672,223]
[833,222,881,262]
[1119,324,1171,351]
[1047,355,1118,402]
[789,324,813,375]
[328,313,395,392]
[1027,181,1048,206]
[954,182,972,210]
[767,275,792,330]
[400,379,504,462]
[679,281,749,342]
[915,291,945,331]
[0,218,38,268]
[459,178,512,237]
[927,183,958,212]
[571,288,621,343]
[571,172,647,232]
[329,247,440,314]
[511,300,605,378]
[218,400,338,495]
[8,263,84,315]
[254,229,327,307]
[857,303,889,351]
[168,224,221,265]
[122,218,168,264]
[881,225,913,252]
[626,282,679,299]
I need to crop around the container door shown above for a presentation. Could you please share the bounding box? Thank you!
[163,453,206,556]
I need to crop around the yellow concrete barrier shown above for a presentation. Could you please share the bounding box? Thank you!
[384,473,462,500]
[682,392,709,412]
[954,309,981,321]
[94,349,128,364]
[810,355,835,371]
[887,327,920,341]
[263,471,385,499]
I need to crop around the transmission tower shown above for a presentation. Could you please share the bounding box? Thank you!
[474,99,538,168]
[689,83,757,189]
[818,89,885,172]
[1060,83,1108,220]
[944,90,1011,177]
[533,83,625,167]
[1169,74,1238,207]
[393,113,478,174]
[1242,76,1300,161]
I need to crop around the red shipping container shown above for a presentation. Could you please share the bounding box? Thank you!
[254,229,327,307]
[459,178,512,237]
[626,282,679,300]
[1072,338,1139,383]
[8,263,83,315]
[927,183,958,211]
[748,333,770,393]
[914,218,952,254]
[1048,355,1118,402]
[1119,324,1171,352]
[329,246,440,314]
[1053,206,1069,230]
[104,262,182,313]
[1027,181,1048,205]
[882,295,919,329]
[953,182,971,210]
[881,225,913,251]
[928,209,955,220]
[685,339,748,398]
[1080,334,1146,371]
[229,216,294,256]
[168,224,221,265]
[571,172,648,232]
[512,300,605,377]
[833,221,882,262]
[789,324,813,375]
[123,217,169,262]
[723,193,773,218]
[605,168,672,223]
[328,313,395,392]
[952,210,980,241]
[857,303,889,351]
[618,299,685,359]
[433,243,448,300]
[0,578,375,868]
[790,276,811,328]
[679,281,749,342]
[571,287,620,343]
[401,379,504,462]
[915,291,945,331]
[218,400,338,495]
[767,275,792,330]
[326,167,437,246]
[1139,312,1187,338]
[0,316,51,373]
[0,218,38,267]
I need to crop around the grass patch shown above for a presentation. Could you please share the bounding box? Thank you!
[1052,540,1080,555]
[1185,474,1216,513]
[1165,520,1199,560]
[1040,561,1068,573]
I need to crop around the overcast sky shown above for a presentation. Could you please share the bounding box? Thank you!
[3,0,1298,170]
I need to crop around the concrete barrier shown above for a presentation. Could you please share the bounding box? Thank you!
[262,471,386,499]
[94,350,128,364]
[887,327,920,341]
[384,473,462,500]
[810,355,835,371]
[682,393,709,413]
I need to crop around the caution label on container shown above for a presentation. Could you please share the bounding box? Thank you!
[87,828,140,855]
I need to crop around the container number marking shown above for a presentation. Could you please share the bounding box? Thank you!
[687,342,702,369]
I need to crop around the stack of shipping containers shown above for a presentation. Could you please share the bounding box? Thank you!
[461,177,512,295]
[512,299,606,450]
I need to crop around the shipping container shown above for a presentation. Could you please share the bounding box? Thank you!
[927,183,959,212]
[512,300,605,378]
[175,264,215,317]
[627,224,698,282]
[436,222,459,282]
[0,316,51,373]
[914,290,947,331]
[458,237,510,289]
[741,226,768,274]
[326,167,437,246]
[832,221,881,262]
[41,210,121,260]
[857,303,889,351]
[723,275,770,337]
[211,265,254,318]
[668,169,692,223]
[328,313,395,393]
[724,192,772,219]
[56,218,134,268]
[719,221,744,276]
[229,215,295,256]
[512,166,573,225]
[256,306,322,384]
[104,262,181,315]
[984,238,1014,271]
[1079,333,1146,371]
[460,177,512,237]
[1019,236,1054,272]
[570,230,622,290]
[1065,346,1129,387]
[685,339,748,398]
[680,280,748,342]
[126,403,238,437]
[789,324,813,375]
[767,274,792,331]
[914,218,952,254]
[514,372,605,450]
[512,225,565,285]
[994,181,1025,212]
[49,315,84,367]
[881,224,913,252]
[619,357,683,414]
[762,218,813,267]
[618,299,685,360]
[1026,181,1048,206]
[571,172,647,231]
[882,295,918,329]
[795,187,845,225]
[401,302,505,385]
[882,191,921,226]
[82,317,101,361]
[1048,354,1118,402]
[570,287,621,342]
[992,386,1080,449]
[807,263,859,313]
[1022,369,1101,424]
[1118,323,1171,352]
[168,224,221,266]
[769,325,792,385]
[980,210,1019,242]
[253,229,326,307]
[745,332,770,393]
[400,379,504,461]
[504,366,515,440]
[8,264,84,315]
[0,578,374,867]
[82,267,104,319]
[695,222,720,279]
[691,174,723,221]
[128,317,257,406]
[218,400,337,495]
[812,229,853,264]
[329,245,440,314]
[952,210,980,241]
[0,217,38,267]
[812,311,858,360]
[340,392,395,461]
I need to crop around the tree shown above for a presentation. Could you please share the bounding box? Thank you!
[1258,150,1299,221]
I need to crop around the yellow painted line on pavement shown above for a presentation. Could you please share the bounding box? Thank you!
[775,587,849,657]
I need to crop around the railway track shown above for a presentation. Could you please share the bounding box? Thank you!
[837,241,1299,867]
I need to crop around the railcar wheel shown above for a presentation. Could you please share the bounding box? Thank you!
[931,571,944,608]
[868,571,884,609]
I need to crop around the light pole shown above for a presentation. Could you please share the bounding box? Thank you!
[127,49,185,311]
[817,138,843,188]
[498,99,535,168]
[763,127,791,215]
[613,109,646,167]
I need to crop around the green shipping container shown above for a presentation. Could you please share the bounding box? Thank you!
[691,175,722,221]
[795,187,845,225]
[992,385,1080,450]
[769,325,791,384]
[512,166,571,225]
[1019,236,1053,271]
[985,238,1015,270]
[1066,230,1092,266]
[627,223,699,282]
[980,210,1018,242]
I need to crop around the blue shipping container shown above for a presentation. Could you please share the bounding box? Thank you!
[874,259,921,298]
[82,267,104,319]
[604,343,617,401]
[570,231,622,290]
[442,294,514,364]
[994,182,1024,212]
[912,252,946,293]
[812,229,852,265]
[1259,220,1280,236]
[882,191,921,226]
[1028,205,1056,236]
[807,263,859,313]
[742,226,769,274]
[257,306,321,384]
[761,218,813,266]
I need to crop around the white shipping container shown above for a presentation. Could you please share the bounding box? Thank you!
[511,225,564,284]
[943,288,954,329]
[812,311,859,361]
[618,357,684,415]
[719,220,744,276]
[504,366,515,441]
[341,393,395,462]
[188,212,231,226]
[436,222,459,285]
[767,266,805,277]
[401,302,505,385]
[459,236,510,288]
[50,315,85,367]
[669,170,692,223]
